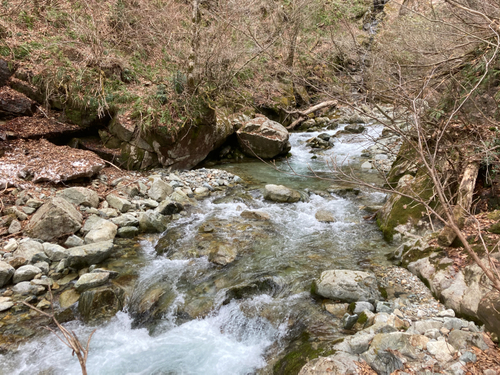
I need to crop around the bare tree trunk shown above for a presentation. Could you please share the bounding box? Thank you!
[285,24,299,68]
[187,0,201,93]
[438,162,480,246]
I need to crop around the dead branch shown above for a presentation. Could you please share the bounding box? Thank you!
[21,286,95,375]
[286,100,338,130]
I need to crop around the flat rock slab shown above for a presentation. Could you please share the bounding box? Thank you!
[0,139,105,184]
[66,240,114,268]
[314,269,381,303]
[75,272,110,292]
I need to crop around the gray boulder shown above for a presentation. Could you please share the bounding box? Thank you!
[106,194,133,213]
[12,281,45,295]
[81,215,106,235]
[264,184,301,203]
[138,210,169,233]
[64,235,85,248]
[8,220,21,234]
[13,239,47,263]
[0,261,14,287]
[343,124,366,133]
[66,240,114,268]
[25,197,83,241]
[13,265,42,283]
[111,213,139,227]
[84,220,117,244]
[117,226,139,238]
[156,199,183,215]
[313,269,381,303]
[56,187,100,208]
[237,116,291,159]
[43,243,68,262]
[148,179,174,202]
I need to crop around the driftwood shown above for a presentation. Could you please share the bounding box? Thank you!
[438,162,480,246]
[286,100,338,130]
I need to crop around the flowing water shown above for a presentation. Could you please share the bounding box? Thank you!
[1,125,397,375]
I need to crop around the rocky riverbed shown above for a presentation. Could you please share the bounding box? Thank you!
[0,106,499,374]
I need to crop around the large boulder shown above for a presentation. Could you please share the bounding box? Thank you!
[25,197,83,241]
[0,86,37,117]
[66,240,114,268]
[264,184,301,203]
[237,116,291,159]
[56,187,100,208]
[116,103,233,170]
[478,292,500,339]
[313,270,381,303]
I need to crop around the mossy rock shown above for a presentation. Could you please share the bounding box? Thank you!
[377,168,436,242]
[386,141,418,187]
[488,221,500,234]
[273,332,335,375]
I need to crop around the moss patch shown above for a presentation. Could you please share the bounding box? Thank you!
[273,332,335,375]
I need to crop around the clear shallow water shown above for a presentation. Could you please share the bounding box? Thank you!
[0,126,394,375]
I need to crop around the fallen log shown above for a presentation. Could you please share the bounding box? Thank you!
[286,100,338,130]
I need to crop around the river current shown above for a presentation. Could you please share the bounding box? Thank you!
[1,124,397,374]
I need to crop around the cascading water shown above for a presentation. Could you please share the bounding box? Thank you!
[0,124,396,375]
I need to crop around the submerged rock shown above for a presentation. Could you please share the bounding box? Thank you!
[208,243,237,266]
[315,210,336,223]
[313,270,381,303]
[78,285,124,323]
[240,210,270,221]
